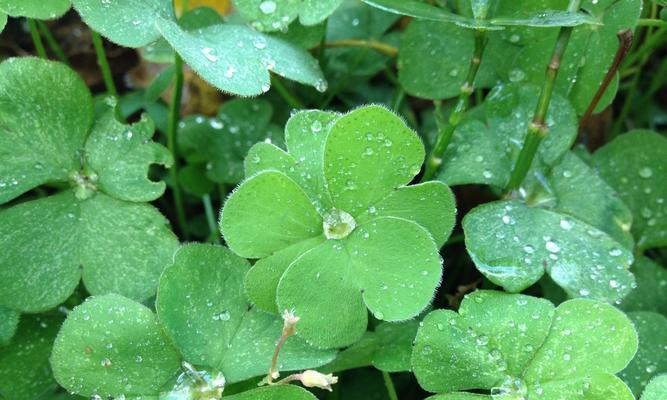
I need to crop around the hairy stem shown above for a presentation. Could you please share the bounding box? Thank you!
[27,19,47,59]
[421,31,486,182]
[167,54,189,240]
[579,29,633,130]
[382,371,399,400]
[505,0,582,192]
[203,194,220,244]
[37,21,68,64]
[90,31,117,97]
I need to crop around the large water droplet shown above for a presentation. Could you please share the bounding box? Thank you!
[323,209,356,240]
[259,0,277,14]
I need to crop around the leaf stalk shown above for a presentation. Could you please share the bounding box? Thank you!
[27,19,47,59]
[90,31,118,97]
[505,0,582,192]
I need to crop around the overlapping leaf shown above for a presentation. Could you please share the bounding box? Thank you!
[51,294,182,398]
[156,244,336,383]
[438,84,578,187]
[0,315,63,400]
[221,105,455,348]
[179,99,282,185]
[619,257,667,316]
[592,131,667,251]
[619,312,667,396]
[413,291,637,399]
[234,0,343,31]
[0,58,177,313]
[641,375,667,400]
[71,0,326,95]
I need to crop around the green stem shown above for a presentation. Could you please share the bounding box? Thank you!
[202,194,220,244]
[270,76,305,109]
[320,39,398,57]
[90,31,117,97]
[505,0,582,192]
[381,371,399,400]
[637,18,667,28]
[36,21,68,64]
[167,54,189,240]
[421,31,486,182]
[27,19,47,59]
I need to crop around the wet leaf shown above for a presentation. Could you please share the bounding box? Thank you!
[413,291,637,399]
[0,307,19,344]
[51,294,182,398]
[0,0,70,19]
[641,375,667,400]
[463,200,635,303]
[371,320,419,372]
[156,244,336,383]
[592,130,667,251]
[619,312,667,396]
[234,0,343,31]
[0,315,62,400]
[618,257,667,316]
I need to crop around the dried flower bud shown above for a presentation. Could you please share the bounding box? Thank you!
[281,309,300,336]
[298,370,338,392]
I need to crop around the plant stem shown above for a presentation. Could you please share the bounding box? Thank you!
[637,18,667,28]
[421,30,486,182]
[27,19,47,59]
[505,0,581,192]
[202,194,220,244]
[167,54,189,240]
[90,31,117,97]
[579,29,633,130]
[270,76,305,109]
[320,39,398,57]
[36,21,68,64]
[381,371,399,400]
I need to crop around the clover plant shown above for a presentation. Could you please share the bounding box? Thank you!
[1,0,666,399]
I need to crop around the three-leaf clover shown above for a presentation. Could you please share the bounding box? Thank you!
[51,244,335,398]
[412,290,638,399]
[221,105,456,348]
[0,57,178,313]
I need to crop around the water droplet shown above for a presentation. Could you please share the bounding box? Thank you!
[323,209,356,240]
[609,248,622,257]
[509,34,520,43]
[509,68,526,82]
[310,120,322,132]
[638,167,653,178]
[210,119,224,129]
[545,241,561,253]
[259,0,277,14]
[563,353,571,361]
[523,245,534,254]
[252,36,267,49]
[559,219,573,230]
[224,66,237,78]
[482,170,493,179]
[314,79,328,93]
[201,47,218,62]
[101,358,112,367]
[579,288,590,296]
[374,311,385,320]
[609,279,619,288]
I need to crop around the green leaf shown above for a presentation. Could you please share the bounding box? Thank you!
[0,57,92,205]
[84,98,173,202]
[619,312,667,396]
[0,307,19,344]
[619,257,667,316]
[51,294,182,398]
[323,105,424,216]
[491,10,601,27]
[179,163,214,197]
[0,192,179,312]
[221,170,323,259]
[0,12,5,32]
[178,99,282,184]
[547,152,634,249]
[463,200,635,302]
[371,320,419,372]
[592,130,667,250]
[224,385,317,400]
[0,315,62,400]
[276,216,441,348]
[223,105,452,349]
[0,0,70,19]
[156,244,335,383]
[641,375,667,400]
[438,84,577,187]
[360,0,485,28]
[320,331,377,373]
[157,19,327,96]
[234,0,343,31]
[413,291,638,398]
[71,0,175,47]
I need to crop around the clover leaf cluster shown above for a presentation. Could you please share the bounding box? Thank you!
[221,105,456,348]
